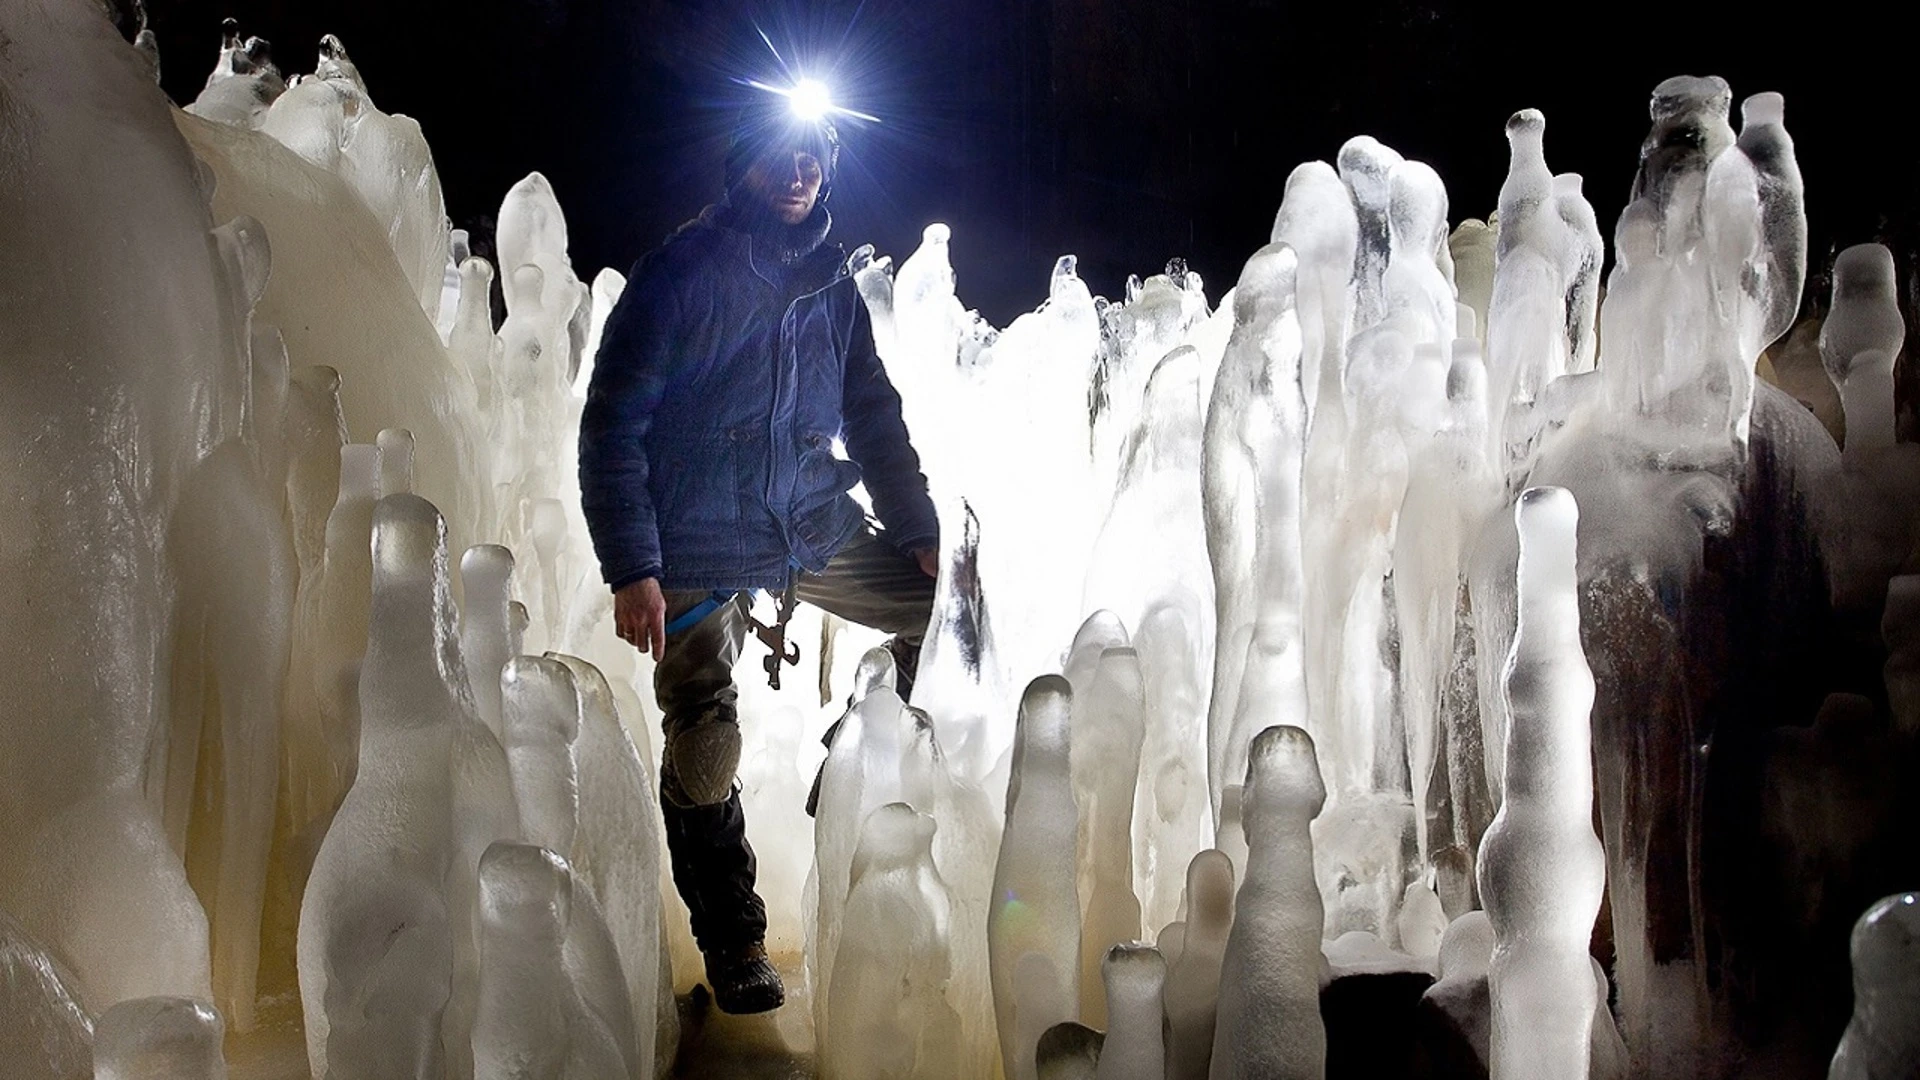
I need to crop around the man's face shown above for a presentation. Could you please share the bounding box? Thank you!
[742,147,824,226]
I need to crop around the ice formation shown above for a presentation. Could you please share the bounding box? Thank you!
[1828,892,1920,1079]
[92,997,226,1080]
[1477,488,1606,1080]
[1210,726,1327,1079]
[822,802,962,1080]
[1092,944,1165,1080]
[1162,850,1233,1080]
[4,2,1918,1078]
[990,676,1084,1080]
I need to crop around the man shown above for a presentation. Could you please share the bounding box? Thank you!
[579,102,939,1014]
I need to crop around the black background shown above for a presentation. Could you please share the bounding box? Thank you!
[148,0,1908,327]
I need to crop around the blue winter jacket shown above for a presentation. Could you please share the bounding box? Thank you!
[579,208,939,593]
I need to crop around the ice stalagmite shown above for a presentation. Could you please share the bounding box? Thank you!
[498,660,642,1077]
[812,679,936,1047]
[463,546,519,739]
[1734,93,1807,352]
[1202,244,1307,820]
[1075,645,1148,1027]
[553,654,670,1077]
[1080,342,1214,934]
[0,908,94,1080]
[1094,944,1166,1080]
[298,495,461,1080]
[1397,335,1500,865]
[992,676,1083,1080]
[1477,487,1606,1080]
[1552,174,1603,376]
[1828,892,1920,1079]
[185,20,283,128]
[179,91,483,556]
[1338,136,1405,334]
[502,657,582,863]
[824,803,962,1080]
[472,843,630,1080]
[92,997,225,1080]
[1821,245,1904,457]
[2,0,223,1013]
[1633,77,1736,226]
[1486,109,1570,463]
[1699,127,1768,449]
[1270,162,1357,424]
[258,34,449,323]
[445,643,525,1080]
[166,301,298,1032]
[1449,221,1496,349]
[1379,160,1466,869]
[1038,1021,1105,1080]
[1415,910,1493,1072]
[284,365,351,576]
[1163,850,1233,1080]
[1382,160,1457,349]
[283,444,378,882]
[1209,726,1327,1080]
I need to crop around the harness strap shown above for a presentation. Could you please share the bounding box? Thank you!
[663,589,739,636]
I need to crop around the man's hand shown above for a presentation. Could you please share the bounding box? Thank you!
[614,577,668,660]
[910,547,938,579]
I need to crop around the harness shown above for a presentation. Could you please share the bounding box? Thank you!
[662,571,803,691]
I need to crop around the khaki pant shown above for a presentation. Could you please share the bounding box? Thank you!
[652,526,935,953]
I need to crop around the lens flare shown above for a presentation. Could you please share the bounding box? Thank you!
[791,77,831,121]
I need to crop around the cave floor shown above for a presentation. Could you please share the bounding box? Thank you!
[223,951,818,1079]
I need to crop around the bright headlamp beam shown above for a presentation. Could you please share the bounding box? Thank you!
[790,77,831,121]
[745,77,883,125]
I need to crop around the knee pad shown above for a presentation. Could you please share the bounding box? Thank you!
[664,718,742,808]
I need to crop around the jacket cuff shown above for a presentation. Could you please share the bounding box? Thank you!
[608,565,662,593]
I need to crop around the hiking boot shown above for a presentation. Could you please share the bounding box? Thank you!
[705,942,785,1014]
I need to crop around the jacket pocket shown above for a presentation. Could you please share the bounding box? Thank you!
[794,431,862,511]
[653,436,743,545]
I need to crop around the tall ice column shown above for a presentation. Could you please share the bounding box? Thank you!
[1476,487,1606,1080]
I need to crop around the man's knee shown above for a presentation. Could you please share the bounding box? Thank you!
[661,709,743,808]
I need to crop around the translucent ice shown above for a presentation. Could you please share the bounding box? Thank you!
[1828,892,1920,1079]
[553,655,671,1076]
[0,908,93,1080]
[2,0,218,1012]
[1821,246,1905,443]
[165,312,297,1032]
[1734,93,1807,350]
[185,20,283,128]
[258,35,450,324]
[1037,1020,1105,1080]
[92,997,225,1080]
[1072,643,1147,1027]
[1093,944,1165,1080]
[810,679,936,1044]
[1202,244,1307,818]
[298,495,463,1079]
[991,676,1083,1080]
[1476,487,1606,1080]
[463,546,520,740]
[472,843,630,1080]
[1210,726,1327,1080]
[1162,850,1233,1080]
[1270,162,1357,421]
[823,803,962,1080]
[502,657,583,860]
